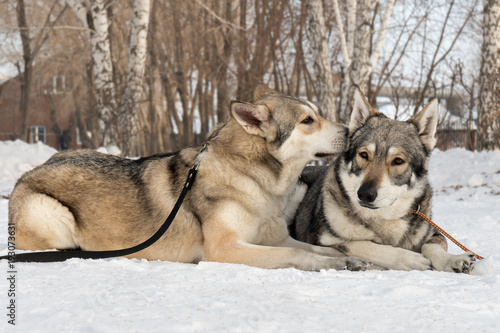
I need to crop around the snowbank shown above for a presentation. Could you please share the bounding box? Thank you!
[0,140,56,185]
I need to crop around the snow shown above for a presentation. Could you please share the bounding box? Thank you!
[1,141,500,332]
[0,141,57,197]
[468,174,484,187]
[96,145,122,156]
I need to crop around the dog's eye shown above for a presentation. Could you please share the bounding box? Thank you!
[301,116,314,124]
[392,158,405,166]
[359,152,369,160]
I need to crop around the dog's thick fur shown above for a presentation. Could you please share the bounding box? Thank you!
[9,84,368,271]
[287,90,475,273]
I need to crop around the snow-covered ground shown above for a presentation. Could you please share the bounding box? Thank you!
[1,140,499,332]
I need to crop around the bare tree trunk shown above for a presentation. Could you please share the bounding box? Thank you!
[16,0,68,142]
[454,61,478,151]
[306,0,337,121]
[236,0,249,101]
[215,0,232,124]
[171,2,191,148]
[73,86,95,149]
[84,63,101,148]
[119,0,151,156]
[290,2,310,99]
[478,0,500,151]
[159,73,177,151]
[16,0,32,142]
[145,0,162,154]
[47,94,61,141]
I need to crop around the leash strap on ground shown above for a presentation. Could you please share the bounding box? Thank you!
[408,210,484,260]
[0,164,199,263]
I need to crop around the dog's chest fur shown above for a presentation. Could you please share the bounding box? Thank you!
[321,196,409,247]
[253,195,290,244]
[197,148,296,246]
[232,183,293,245]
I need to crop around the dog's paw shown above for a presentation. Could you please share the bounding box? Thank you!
[448,252,476,274]
[389,249,432,271]
[305,255,368,271]
[343,257,369,271]
[319,257,369,271]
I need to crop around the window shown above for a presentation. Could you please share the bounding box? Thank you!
[42,75,73,95]
[30,126,46,144]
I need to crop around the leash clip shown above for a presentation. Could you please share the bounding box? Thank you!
[192,143,208,171]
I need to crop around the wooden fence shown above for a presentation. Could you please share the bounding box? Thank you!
[436,128,477,151]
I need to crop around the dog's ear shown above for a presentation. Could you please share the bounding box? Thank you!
[231,101,274,137]
[408,99,439,151]
[253,84,278,101]
[349,88,378,132]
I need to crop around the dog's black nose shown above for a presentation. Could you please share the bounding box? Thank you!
[357,184,377,203]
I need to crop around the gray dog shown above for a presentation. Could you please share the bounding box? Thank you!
[287,90,475,273]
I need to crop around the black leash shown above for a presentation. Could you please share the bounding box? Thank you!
[0,147,204,263]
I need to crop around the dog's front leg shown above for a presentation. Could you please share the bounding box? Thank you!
[201,219,368,271]
[278,236,387,270]
[421,234,475,273]
[203,239,366,271]
[335,240,432,271]
[279,236,344,257]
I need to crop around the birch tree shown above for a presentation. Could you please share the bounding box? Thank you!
[119,0,150,156]
[306,0,337,121]
[67,0,117,147]
[478,0,500,150]
[333,0,395,122]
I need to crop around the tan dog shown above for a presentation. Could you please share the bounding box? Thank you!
[9,84,367,271]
